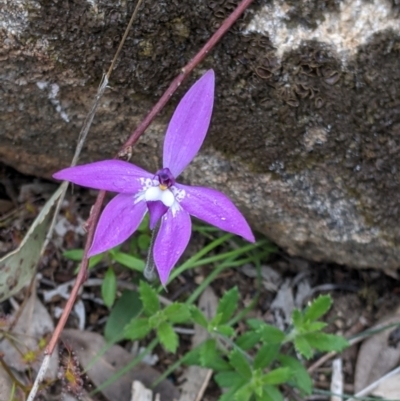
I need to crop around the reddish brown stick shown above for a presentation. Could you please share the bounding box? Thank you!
[46,0,254,355]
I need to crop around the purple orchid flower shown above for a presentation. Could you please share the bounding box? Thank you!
[53,70,254,284]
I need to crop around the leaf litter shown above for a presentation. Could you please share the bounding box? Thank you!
[61,329,179,401]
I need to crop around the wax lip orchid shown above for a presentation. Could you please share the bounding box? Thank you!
[53,70,255,284]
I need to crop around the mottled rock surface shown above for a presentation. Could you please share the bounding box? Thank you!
[1,0,400,269]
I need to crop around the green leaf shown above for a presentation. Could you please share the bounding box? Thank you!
[89,254,104,269]
[258,324,285,344]
[304,321,328,332]
[124,318,151,340]
[190,306,208,328]
[139,281,160,315]
[234,383,253,401]
[104,290,142,342]
[292,309,303,329]
[229,349,252,380]
[216,324,235,337]
[157,321,178,353]
[102,267,117,308]
[236,332,261,350]
[304,295,332,322]
[112,251,145,272]
[247,319,265,330]
[63,249,84,261]
[200,339,231,371]
[277,354,312,395]
[303,332,349,352]
[254,344,279,370]
[164,303,191,323]
[262,385,283,401]
[294,336,313,359]
[217,379,248,401]
[217,287,239,324]
[262,367,291,385]
[183,347,202,366]
[214,371,242,388]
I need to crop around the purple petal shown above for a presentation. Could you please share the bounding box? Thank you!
[153,208,192,285]
[175,184,255,243]
[88,194,147,256]
[163,70,215,177]
[53,160,153,193]
[147,201,168,229]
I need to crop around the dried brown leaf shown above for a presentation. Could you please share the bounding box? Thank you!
[354,306,400,392]
[61,329,179,401]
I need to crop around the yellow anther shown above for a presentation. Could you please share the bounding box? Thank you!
[159,184,168,191]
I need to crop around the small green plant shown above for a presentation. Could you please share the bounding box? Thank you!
[124,286,348,401]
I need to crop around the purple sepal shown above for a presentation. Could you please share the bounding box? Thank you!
[153,208,192,285]
[53,160,153,193]
[88,194,147,256]
[176,184,255,243]
[147,201,168,229]
[163,70,215,177]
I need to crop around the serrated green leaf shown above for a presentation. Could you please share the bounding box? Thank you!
[217,287,239,324]
[259,324,285,344]
[304,295,332,322]
[200,339,231,371]
[303,332,349,352]
[104,290,142,342]
[216,325,235,337]
[304,321,328,332]
[292,309,303,329]
[262,367,291,385]
[190,306,208,328]
[294,336,313,359]
[164,303,191,323]
[229,349,252,379]
[234,383,253,401]
[112,251,145,272]
[102,267,117,308]
[236,332,261,350]
[254,344,279,370]
[262,385,283,401]
[123,318,151,340]
[139,281,160,315]
[277,354,312,395]
[214,371,242,388]
[157,321,178,353]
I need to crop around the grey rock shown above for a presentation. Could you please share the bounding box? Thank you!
[1,0,400,269]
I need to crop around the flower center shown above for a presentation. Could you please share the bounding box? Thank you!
[156,168,175,190]
[143,168,177,208]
